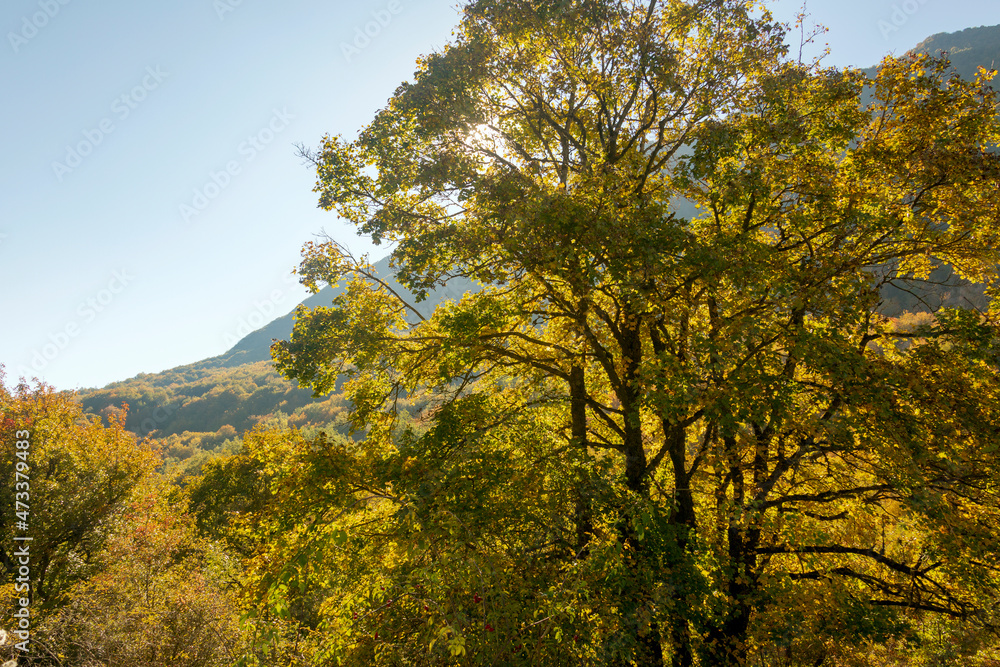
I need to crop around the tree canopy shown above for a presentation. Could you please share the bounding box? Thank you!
[268,1,1000,664]
[0,371,158,614]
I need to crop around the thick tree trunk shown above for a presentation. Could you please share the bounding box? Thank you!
[616,387,666,666]
[700,435,760,666]
[648,319,698,666]
[617,319,666,666]
[665,424,696,667]
[569,365,593,555]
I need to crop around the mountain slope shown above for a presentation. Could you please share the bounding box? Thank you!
[75,254,473,471]
[210,255,475,367]
[913,24,1000,76]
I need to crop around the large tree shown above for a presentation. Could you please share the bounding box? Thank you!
[270,1,1000,664]
[0,371,158,613]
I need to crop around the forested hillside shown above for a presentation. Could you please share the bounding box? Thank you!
[914,24,1000,77]
[75,255,472,473]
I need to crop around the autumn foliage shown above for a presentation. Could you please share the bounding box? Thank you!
[5,2,1000,666]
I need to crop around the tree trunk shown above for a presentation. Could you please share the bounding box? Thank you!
[665,423,696,667]
[700,435,759,666]
[617,318,666,666]
[569,365,593,555]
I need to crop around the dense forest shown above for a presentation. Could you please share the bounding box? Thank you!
[4,2,1000,665]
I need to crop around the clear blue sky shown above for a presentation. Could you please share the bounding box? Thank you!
[1,0,996,390]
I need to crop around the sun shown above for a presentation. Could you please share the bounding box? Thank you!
[463,122,503,152]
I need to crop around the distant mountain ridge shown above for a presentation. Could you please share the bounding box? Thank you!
[860,24,1000,82]
[912,24,1000,75]
[73,255,472,475]
[874,24,999,316]
[208,255,475,367]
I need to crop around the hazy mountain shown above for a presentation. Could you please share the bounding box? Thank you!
[208,255,475,367]
[74,255,474,469]
[912,24,1000,76]
[860,24,999,81]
